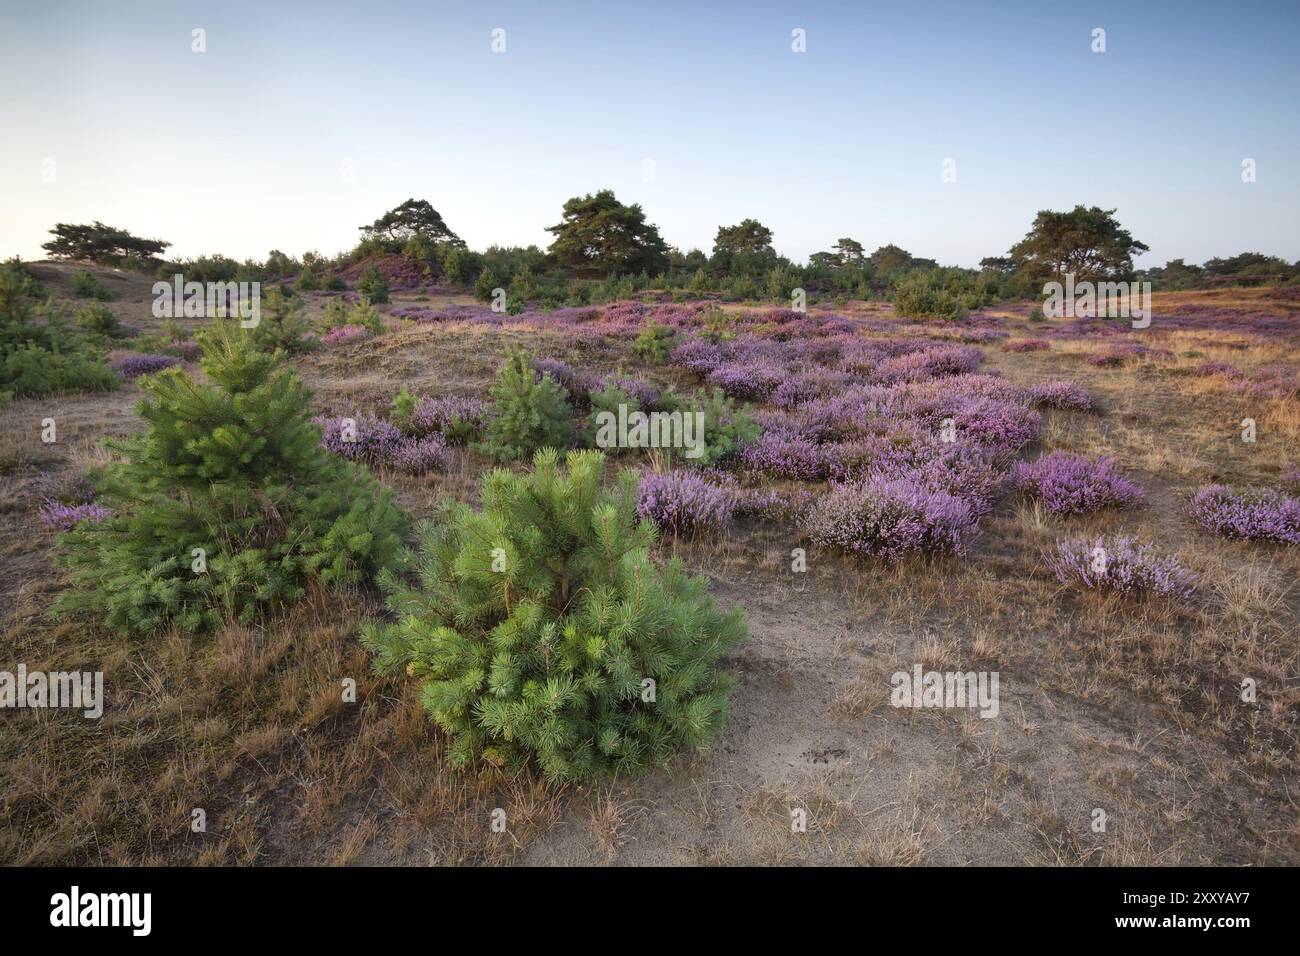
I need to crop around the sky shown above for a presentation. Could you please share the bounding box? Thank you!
[1,0,1297,268]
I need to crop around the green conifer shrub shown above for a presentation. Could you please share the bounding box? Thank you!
[632,316,677,364]
[362,449,747,779]
[71,269,113,300]
[477,348,575,461]
[356,265,390,304]
[55,322,407,634]
[250,287,314,354]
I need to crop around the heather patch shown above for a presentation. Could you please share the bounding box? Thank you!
[1012,451,1143,516]
[1044,536,1197,599]
[1188,485,1300,544]
[804,477,978,560]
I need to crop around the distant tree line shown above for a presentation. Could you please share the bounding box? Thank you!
[36,199,1300,316]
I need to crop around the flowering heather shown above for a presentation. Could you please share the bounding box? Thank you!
[409,395,488,443]
[1003,338,1050,353]
[1226,363,1299,400]
[1188,485,1300,544]
[391,434,450,474]
[804,477,978,560]
[111,353,182,379]
[947,397,1042,459]
[1194,360,1242,378]
[321,323,370,345]
[670,337,725,375]
[1282,462,1300,489]
[1044,536,1197,599]
[740,433,835,480]
[771,368,853,410]
[873,345,983,384]
[1012,451,1143,516]
[313,415,404,464]
[1025,380,1096,412]
[594,374,660,409]
[39,499,114,531]
[531,357,585,395]
[636,469,736,533]
[706,359,786,401]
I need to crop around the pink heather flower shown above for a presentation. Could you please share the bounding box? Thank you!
[1188,485,1300,545]
[1044,536,1196,599]
[1012,451,1143,516]
[803,477,978,560]
[636,470,736,533]
[110,353,181,379]
[1026,380,1095,412]
[39,499,114,531]
[1003,338,1049,353]
[391,434,450,474]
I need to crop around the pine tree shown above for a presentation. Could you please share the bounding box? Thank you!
[56,321,407,634]
[250,287,314,354]
[362,449,748,781]
[476,348,575,462]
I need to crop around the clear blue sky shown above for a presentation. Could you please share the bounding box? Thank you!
[1,0,1297,268]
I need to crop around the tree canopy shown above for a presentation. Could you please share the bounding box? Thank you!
[1009,205,1148,282]
[545,189,669,276]
[42,221,171,265]
[360,199,463,246]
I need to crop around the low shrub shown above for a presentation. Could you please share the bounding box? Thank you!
[322,323,369,345]
[1012,451,1143,516]
[71,269,113,300]
[1188,485,1300,544]
[361,449,748,780]
[110,353,182,380]
[76,302,127,339]
[803,477,977,559]
[55,323,408,634]
[1026,380,1095,411]
[39,500,114,531]
[1044,536,1196,598]
[636,469,736,533]
[478,348,575,462]
[356,265,390,304]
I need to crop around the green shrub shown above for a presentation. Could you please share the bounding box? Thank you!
[55,322,407,634]
[2,341,118,397]
[389,385,418,431]
[250,287,314,354]
[1,257,45,299]
[71,269,113,300]
[892,272,969,321]
[477,348,575,461]
[76,302,127,339]
[659,387,759,468]
[362,448,747,779]
[632,316,677,364]
[356,265,390,304]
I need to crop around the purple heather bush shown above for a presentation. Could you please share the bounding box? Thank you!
[1188,485,1300,544]
[670,337,725,375]
[873,345,982,385]
[313,415,404,464]
[707,359,786,401]
[1003,338,1050,353]
[740,433,835,480]
[635,469,736,534]
[321,323,370,345]
[1025,380,1096,412]
[111,353,182,380]
[408,395,488,442]
[1012,451,1143,516]
[390,434,450,474]
[803,477,978,560]
[39,499,114,531]
[1044,536,1197,599]
[531,357,586,395]
[1087,342,1166,367]
[594,374,660,409]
